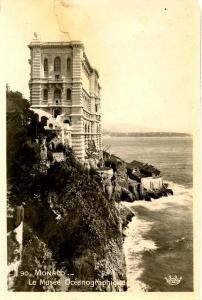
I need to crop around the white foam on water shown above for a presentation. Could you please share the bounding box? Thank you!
[122,181,192,292]
[123,216,158,291]
[124,181,192,212]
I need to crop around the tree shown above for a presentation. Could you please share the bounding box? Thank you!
[7,90,44,203]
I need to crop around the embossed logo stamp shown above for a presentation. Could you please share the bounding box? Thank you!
[164,275,182,285]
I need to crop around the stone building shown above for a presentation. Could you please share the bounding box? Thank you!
[28,38,102,160]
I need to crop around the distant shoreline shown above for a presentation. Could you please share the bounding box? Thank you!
[102,132,191,138]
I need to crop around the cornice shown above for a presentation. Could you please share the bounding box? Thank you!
[28,41,84,50]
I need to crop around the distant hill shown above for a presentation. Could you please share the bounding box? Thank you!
[102,130,191,137]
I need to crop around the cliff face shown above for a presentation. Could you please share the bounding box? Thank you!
[13,224,70,292]
[102,152,136,202]
[7,90,135,292]
[9,150,133,292]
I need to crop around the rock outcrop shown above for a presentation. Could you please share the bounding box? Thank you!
[101,151,173,202]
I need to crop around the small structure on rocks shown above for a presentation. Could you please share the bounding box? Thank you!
[99,151,173,202]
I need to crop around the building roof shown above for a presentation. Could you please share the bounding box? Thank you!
[28,39,84,49]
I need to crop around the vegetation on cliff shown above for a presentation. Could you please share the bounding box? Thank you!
[7,90,132,291]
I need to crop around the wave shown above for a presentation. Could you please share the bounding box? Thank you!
[122,181,192,292]
[123,216,157,291]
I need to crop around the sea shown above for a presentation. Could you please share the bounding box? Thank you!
[103,136,193,292]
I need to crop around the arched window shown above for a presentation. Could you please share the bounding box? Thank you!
[54,89,61,104]
[66,89,71,100]
[43,89,48,100]
[44,58,48,72]
[54,57,61,72]
[67,58,71,71]
[41,116,48,126]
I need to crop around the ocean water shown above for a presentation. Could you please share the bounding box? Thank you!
[103,136,193,292]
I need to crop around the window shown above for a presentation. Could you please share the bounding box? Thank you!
[55,75,60,80]
[41,116,48,126]
[66,89,71,100]
[44,58,48,72]
[43,89,48,100]
[67,58,71,71]
[54,57,61,72]
[54,89,61,104]
[53,109,61,118]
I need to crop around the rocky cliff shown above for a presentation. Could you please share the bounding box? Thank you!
[8,147,134,292]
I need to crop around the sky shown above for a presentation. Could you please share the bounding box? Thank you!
[1,0,200,133]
